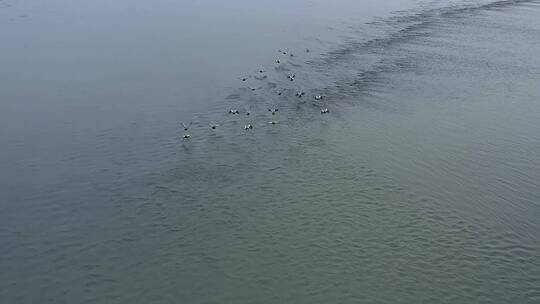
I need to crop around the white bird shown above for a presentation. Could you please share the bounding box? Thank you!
[314,95,325,101]
[182,134,191,139]
[229,109,239,114]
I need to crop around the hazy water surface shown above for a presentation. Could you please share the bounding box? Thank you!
[1,0,540,303]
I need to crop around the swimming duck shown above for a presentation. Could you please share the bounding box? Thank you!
[314,95,325,100]
[229,109,240,115]
[244,124,253,130]
[275,59,281,64]
[182,134,191,139]
[180,122,191,131]
[287,74,296,81]
[321,108,329,114]
[268,121,279,125]
[268,108,279,115]
[295,91,306,98]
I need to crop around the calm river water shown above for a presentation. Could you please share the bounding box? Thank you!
[1,0,539,303]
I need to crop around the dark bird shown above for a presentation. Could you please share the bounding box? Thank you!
[268,108,279,115]
[180,122,191,131]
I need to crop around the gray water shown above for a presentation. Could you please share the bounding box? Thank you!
[1,0,540,303]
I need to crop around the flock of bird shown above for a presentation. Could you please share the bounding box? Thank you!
[181,48,329,140]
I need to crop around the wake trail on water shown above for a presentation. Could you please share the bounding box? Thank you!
[307,0,539,103]
[196,0,538,131]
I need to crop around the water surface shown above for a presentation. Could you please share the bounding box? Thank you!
[1,0,540,303]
